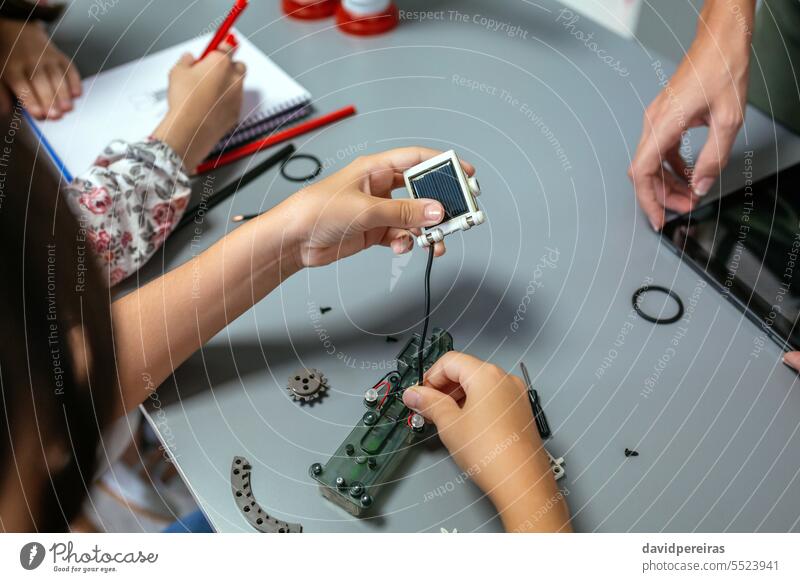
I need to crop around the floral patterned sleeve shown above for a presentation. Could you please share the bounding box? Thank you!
[64,138,191,286]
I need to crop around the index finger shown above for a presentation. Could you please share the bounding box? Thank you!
[362,146,475,197]
[423,351,502,394]
[629,168,665,231]
[629,132,673,230]
[215,41,237,58]
[370,147,475,175]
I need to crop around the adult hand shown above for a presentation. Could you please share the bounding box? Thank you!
[152,43,245,171]
[283,147,474,269]
[628,0,755,230]
[402,351,571,532]
[784,352,800,372]
[0,18,81,120]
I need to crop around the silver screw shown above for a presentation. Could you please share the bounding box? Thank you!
[410,413,425,430]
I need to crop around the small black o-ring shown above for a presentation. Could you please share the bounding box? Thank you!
[632,285,684,325]
[280,153,322,183]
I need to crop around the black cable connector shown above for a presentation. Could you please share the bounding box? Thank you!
[417,245,435,385]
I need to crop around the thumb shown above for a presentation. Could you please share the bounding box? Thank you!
[361,198,444,230]
[691,117,740,196]
[175,52,195,69]
[403,385,459,427]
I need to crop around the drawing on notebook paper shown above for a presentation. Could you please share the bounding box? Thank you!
[32,31,312,178]
[129,88,168,114]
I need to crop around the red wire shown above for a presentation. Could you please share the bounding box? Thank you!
[376,380,392,409]
[406,413,414,427]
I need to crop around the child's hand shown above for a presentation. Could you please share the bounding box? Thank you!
[152,45,245,171]
[402,352,572,532]
[281,147,473,268]
[0,19,81,120]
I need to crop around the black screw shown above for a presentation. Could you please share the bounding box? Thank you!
[367,457,377,469]
[349,482,364,497]
[360,494,373,507]
[310,463,323,476]
[624,448,639,457]
[320,306,332,314]
[363,411,378,426]
[385,335,399,343]
[345,444,355,456]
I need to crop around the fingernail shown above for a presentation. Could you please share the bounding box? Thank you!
[403,388,421,411]
[649,217,660,231]
[783,353,800,368]
[391,237,410,254]
[693,177,713,196]
[424,203,443,222]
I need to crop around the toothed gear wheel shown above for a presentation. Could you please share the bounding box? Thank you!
[287,368,327,402]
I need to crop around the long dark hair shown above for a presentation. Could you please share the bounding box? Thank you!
[0,107,116,531]
[0,0,64,22]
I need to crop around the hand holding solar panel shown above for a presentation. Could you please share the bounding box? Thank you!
[403,150,485,247]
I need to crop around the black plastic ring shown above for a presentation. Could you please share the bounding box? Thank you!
[280,153,322,182]
[632,285,684,325]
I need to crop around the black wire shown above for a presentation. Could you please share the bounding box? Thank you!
[417,244,435,385]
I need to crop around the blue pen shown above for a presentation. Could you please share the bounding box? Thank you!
[22,109,74,183]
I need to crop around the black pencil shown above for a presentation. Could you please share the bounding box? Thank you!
[177,143,296,230]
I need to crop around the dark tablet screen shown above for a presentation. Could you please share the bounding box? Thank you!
[662,160,800,350]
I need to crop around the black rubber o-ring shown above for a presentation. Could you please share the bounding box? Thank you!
[280,153,322,182]
[632,285,684,325]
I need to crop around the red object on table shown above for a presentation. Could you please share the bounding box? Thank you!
[196,105,357,173]
[198,0,249,61]
[282,0,338,20]
[336,1,398,35]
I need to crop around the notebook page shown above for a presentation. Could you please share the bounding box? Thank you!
[36,31,310,176]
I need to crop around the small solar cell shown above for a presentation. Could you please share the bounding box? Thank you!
[410,161,469,221]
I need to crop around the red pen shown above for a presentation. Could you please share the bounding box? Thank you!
[196,105,357,174]
[199,0,248,60]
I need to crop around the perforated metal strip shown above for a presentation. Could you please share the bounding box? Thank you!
[231,456,303,533]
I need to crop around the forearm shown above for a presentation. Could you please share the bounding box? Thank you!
[490,443,572,533]
[698,0,756,52]
[498,485,572,533]
[65,139,191,286]
[112,200,300,411]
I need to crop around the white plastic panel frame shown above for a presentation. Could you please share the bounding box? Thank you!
[403,149,485,248]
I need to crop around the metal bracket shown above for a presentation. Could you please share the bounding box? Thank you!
[231,456,302,533]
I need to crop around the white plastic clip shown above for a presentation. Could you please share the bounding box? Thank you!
[546,448,566,481]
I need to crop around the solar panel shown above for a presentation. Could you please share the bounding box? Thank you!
[409,160,469,221]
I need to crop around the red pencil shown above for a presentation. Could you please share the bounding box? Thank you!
[199,0,249,60]
[196,105,357,173]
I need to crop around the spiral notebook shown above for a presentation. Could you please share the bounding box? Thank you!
[32,31,311,179]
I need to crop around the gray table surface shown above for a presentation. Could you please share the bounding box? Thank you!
[55,0,800,532]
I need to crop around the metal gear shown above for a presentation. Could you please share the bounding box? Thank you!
[287,368,327,402]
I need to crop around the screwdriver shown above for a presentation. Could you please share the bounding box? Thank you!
[519,362,551,439]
